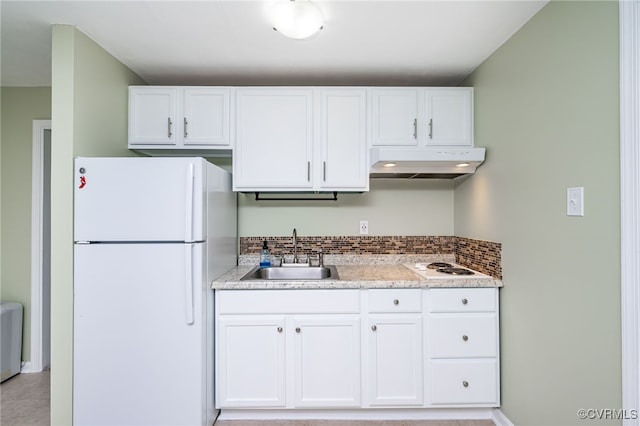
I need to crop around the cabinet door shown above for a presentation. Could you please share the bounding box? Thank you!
[128,87,178,145]
[183,88,230,146]
[293,316,361,407]
[317,89,368,191]
[425,88,473,146]
[367,315,423,406]
[216,317,286,408]
[234,88,313,190]
[371,89,419,146]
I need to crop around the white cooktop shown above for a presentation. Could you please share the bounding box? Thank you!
[404,262,493,280]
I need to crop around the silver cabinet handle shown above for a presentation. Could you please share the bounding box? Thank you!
[393,299,399,305]
[307,162,310,182]
[371,325,377,331]
[168,117,173,138]
[463,381,469,388]
[428,118,433,139]
[184,117,188,138]
[277,326,283,333]
[413,118,417,139]
[462,298,468,305]
[323,161,326,182]
[462,335,469,342]
[295,327,301,333]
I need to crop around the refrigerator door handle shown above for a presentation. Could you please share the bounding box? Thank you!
[184,163,195,243]
[184,244,194,325]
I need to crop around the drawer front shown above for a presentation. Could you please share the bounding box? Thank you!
[429,288,496,313]
[430,359,498,405]
[369,289,422,313]
[429,314,497,358]
[218,289,360,314]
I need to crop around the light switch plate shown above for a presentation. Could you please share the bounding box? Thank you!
[567,187,584,216]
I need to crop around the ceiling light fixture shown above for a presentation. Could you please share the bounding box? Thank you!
[270,0,324,40]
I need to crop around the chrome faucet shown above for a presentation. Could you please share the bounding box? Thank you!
[292,228,298,264]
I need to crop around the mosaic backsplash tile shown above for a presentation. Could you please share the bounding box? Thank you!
[241,235,456,256]
[240,235,502,279]
[454,237,502,280]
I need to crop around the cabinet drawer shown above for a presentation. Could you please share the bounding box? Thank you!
[218,289,360,314]
[369,289,422,313]
[429,288,496,313]
[430,359,498,405]
[429,314,497,358]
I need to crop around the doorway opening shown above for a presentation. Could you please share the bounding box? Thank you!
[29,120,51,373]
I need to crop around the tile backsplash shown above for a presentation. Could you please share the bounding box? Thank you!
[240,235,502,279]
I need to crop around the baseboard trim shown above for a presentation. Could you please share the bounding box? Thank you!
[218,408,496,421]
[492,408,515,426]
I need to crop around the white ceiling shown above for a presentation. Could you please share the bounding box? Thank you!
[1,0,547,87]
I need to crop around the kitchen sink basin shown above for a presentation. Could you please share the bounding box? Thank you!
[240,265,340,281]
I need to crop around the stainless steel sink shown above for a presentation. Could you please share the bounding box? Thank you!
[240,265,340,281]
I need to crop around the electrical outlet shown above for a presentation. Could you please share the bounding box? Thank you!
[360,220,369,235]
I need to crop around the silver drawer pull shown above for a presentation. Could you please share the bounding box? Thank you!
[371,325,377,332]
[461,298,468,305]
[462,381,469,388]
[277,326,283,333]
[462,335,469,342]
[393,299,399,305]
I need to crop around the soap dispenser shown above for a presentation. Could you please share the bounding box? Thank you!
[260,240,271,267]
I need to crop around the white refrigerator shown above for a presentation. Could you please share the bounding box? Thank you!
[73,157,237,426]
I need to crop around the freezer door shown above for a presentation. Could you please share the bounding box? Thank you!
[73,243,212,426]
[74,157,205,242]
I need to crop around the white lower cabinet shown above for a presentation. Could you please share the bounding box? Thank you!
[367,315,423,406]
[215,290,361,409]
[430,359,498,405]
[215,287,499,411]
[366,288,423,406]
[293,316,361,407]
[427,288,500,406]
[216,316,286,407]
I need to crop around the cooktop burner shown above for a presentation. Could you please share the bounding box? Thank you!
[436,267,475,276]
[427,262,453,269]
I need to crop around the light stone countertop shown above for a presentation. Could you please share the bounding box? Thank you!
[212,256,503,290]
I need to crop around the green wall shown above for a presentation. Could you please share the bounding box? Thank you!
[50,25,144,425]
[455,2,620,424]
[239,179,454,237]
[0,87,52,361]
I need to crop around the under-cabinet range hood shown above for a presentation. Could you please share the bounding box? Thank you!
[370,147,486,179]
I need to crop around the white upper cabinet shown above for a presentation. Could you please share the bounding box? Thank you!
[425,88,473,147]
[233,88,314,191]
[371,87,473,147]
[233,87,368,192]
[129,87,178,145]
[316,89,368,191]
[128,86,230,149]
[182,88,230,146]
[371,89,419,146]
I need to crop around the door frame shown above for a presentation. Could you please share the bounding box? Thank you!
[29,119,52,373]
[620,1,640,424]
